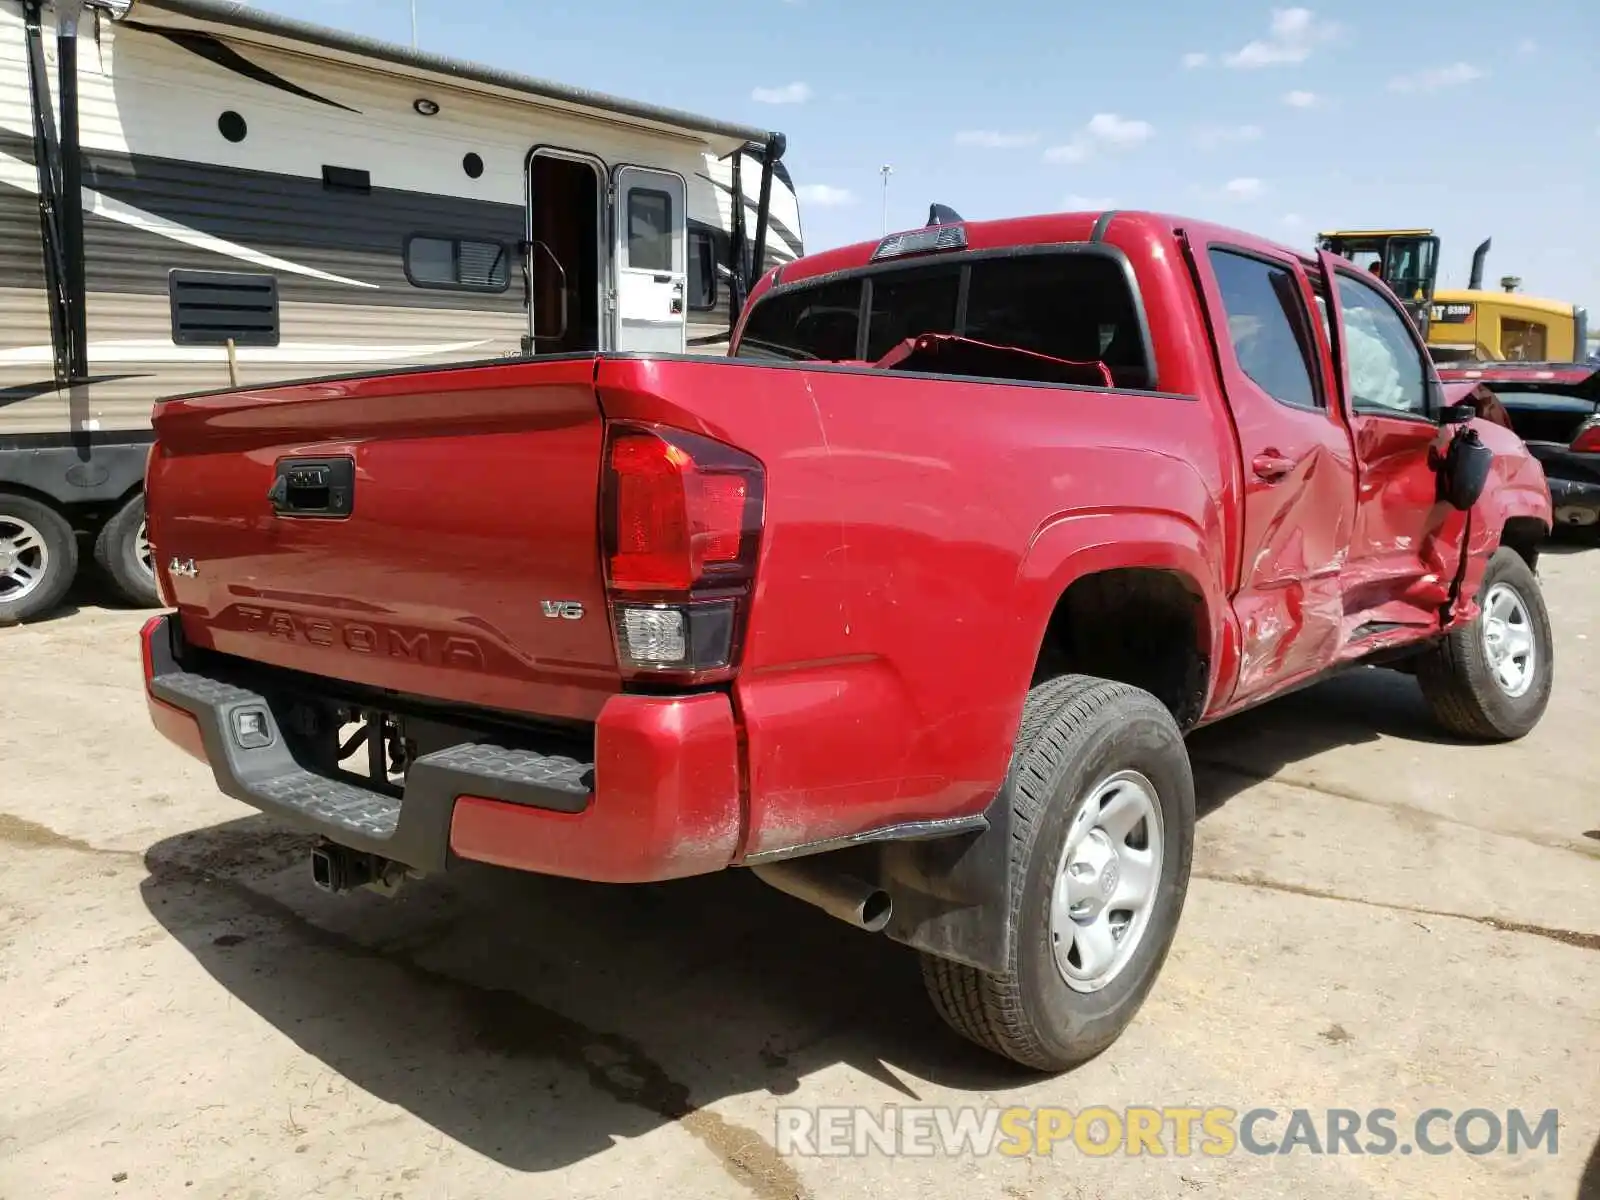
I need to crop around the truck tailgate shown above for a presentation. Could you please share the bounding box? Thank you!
[146,357,621,722]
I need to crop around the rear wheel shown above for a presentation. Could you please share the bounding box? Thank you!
[0,494,77,625]
[920,675,1195,1071]
[1416,547,1554,740]
[93,492,160,608]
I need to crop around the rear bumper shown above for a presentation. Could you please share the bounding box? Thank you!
[140,614,743,883]
[1547,476,1600,526]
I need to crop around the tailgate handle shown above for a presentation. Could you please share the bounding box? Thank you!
[269,456,355,518]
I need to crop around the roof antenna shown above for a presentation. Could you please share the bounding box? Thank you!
[927,203,963,226]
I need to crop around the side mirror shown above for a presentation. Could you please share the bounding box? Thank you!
[1439,425,1493,511]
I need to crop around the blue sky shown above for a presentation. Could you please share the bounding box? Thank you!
[262,0,1596,317]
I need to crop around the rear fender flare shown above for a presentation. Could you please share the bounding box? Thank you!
[875,506,1230,974]
[1013,507,1231,723]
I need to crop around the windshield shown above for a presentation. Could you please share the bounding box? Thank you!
[734,249,1154,389]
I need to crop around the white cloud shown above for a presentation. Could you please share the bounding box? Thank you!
[1192,123,1264,149]
[1044,112,1154,164]
[1224,177,1264,200]
[1086,113,1154,146]
[751,81,812,104]
[1225,7,1340,68]
[1388,62,1484,93]
[795,183,853,207]
[1182,51,1209,68]
[1283,89,1319,108]
[954,130,1040,149]
[1044,142,1091,164]
[1065,194,1117,209]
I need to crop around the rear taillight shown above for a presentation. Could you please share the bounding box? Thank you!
[1571,420,1600,454]
[601,423,764,683]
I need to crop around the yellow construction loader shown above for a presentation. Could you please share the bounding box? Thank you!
[1315,229,1589,364]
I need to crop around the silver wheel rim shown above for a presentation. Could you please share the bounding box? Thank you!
[1481,582,1536,699]
[1051,768,1165,993]
[134,519,154,579]
[0,515,49,602]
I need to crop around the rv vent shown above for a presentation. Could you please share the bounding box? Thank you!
[322,165,371,194]
[168,269,280,347]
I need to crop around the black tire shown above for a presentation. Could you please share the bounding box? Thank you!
[1416,546,1554,740]
[920,675,1195,1071]
[93,492,161,608]
[0,493,78,625]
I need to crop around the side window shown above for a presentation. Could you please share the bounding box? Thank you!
[1333,271,1429,416]
[688,230,716,311]
[734,277,862,361]
[962,253,1151,388]
[405,235,509,292]
[1207,248,1322,409]
[1500,317,1547,361]
[627,189,673,272]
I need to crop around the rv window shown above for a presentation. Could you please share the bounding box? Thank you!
[689,231,717,311]
[404,235,510,292]
[627,189,673,272]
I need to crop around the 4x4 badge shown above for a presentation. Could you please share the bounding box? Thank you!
[169,558,198,578]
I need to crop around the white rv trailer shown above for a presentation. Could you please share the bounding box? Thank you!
[0,0,803,622]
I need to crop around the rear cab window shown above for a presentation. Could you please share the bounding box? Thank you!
[734,248,1155,390]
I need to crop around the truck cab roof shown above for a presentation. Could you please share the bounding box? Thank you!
[762,210,1319,292]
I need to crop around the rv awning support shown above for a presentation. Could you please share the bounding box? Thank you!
[748,132,785,295]
[718,132,785,342]
[57,0,88,383]
[728,149,748,328]
[22,0,88,386]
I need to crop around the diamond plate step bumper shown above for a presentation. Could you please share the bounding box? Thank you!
[146,663,595,874]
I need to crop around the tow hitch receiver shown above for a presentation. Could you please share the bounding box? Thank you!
[309,840,407,895]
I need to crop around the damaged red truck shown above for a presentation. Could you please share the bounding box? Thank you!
[139,209,1555,1071]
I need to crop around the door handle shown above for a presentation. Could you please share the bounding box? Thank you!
[527,240,568,342]
[1251,452,1296,482]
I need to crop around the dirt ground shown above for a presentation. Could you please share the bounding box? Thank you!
[2,547,1597,1200]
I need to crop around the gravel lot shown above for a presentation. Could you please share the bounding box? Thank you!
[2,546,1598,1200]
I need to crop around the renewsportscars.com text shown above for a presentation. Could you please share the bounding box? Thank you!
[774,1105,1561,1159]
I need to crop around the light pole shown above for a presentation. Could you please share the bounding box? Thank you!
[879,164,893,235]
[410,0,418,48]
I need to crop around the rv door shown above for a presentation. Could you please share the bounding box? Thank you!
[610,166,687,354]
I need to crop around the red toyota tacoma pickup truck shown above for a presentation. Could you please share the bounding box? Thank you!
[139,209,1555,1072]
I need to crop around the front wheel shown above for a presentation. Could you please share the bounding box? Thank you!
[920,675,1195,1072]
[1416,547,1554,741]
